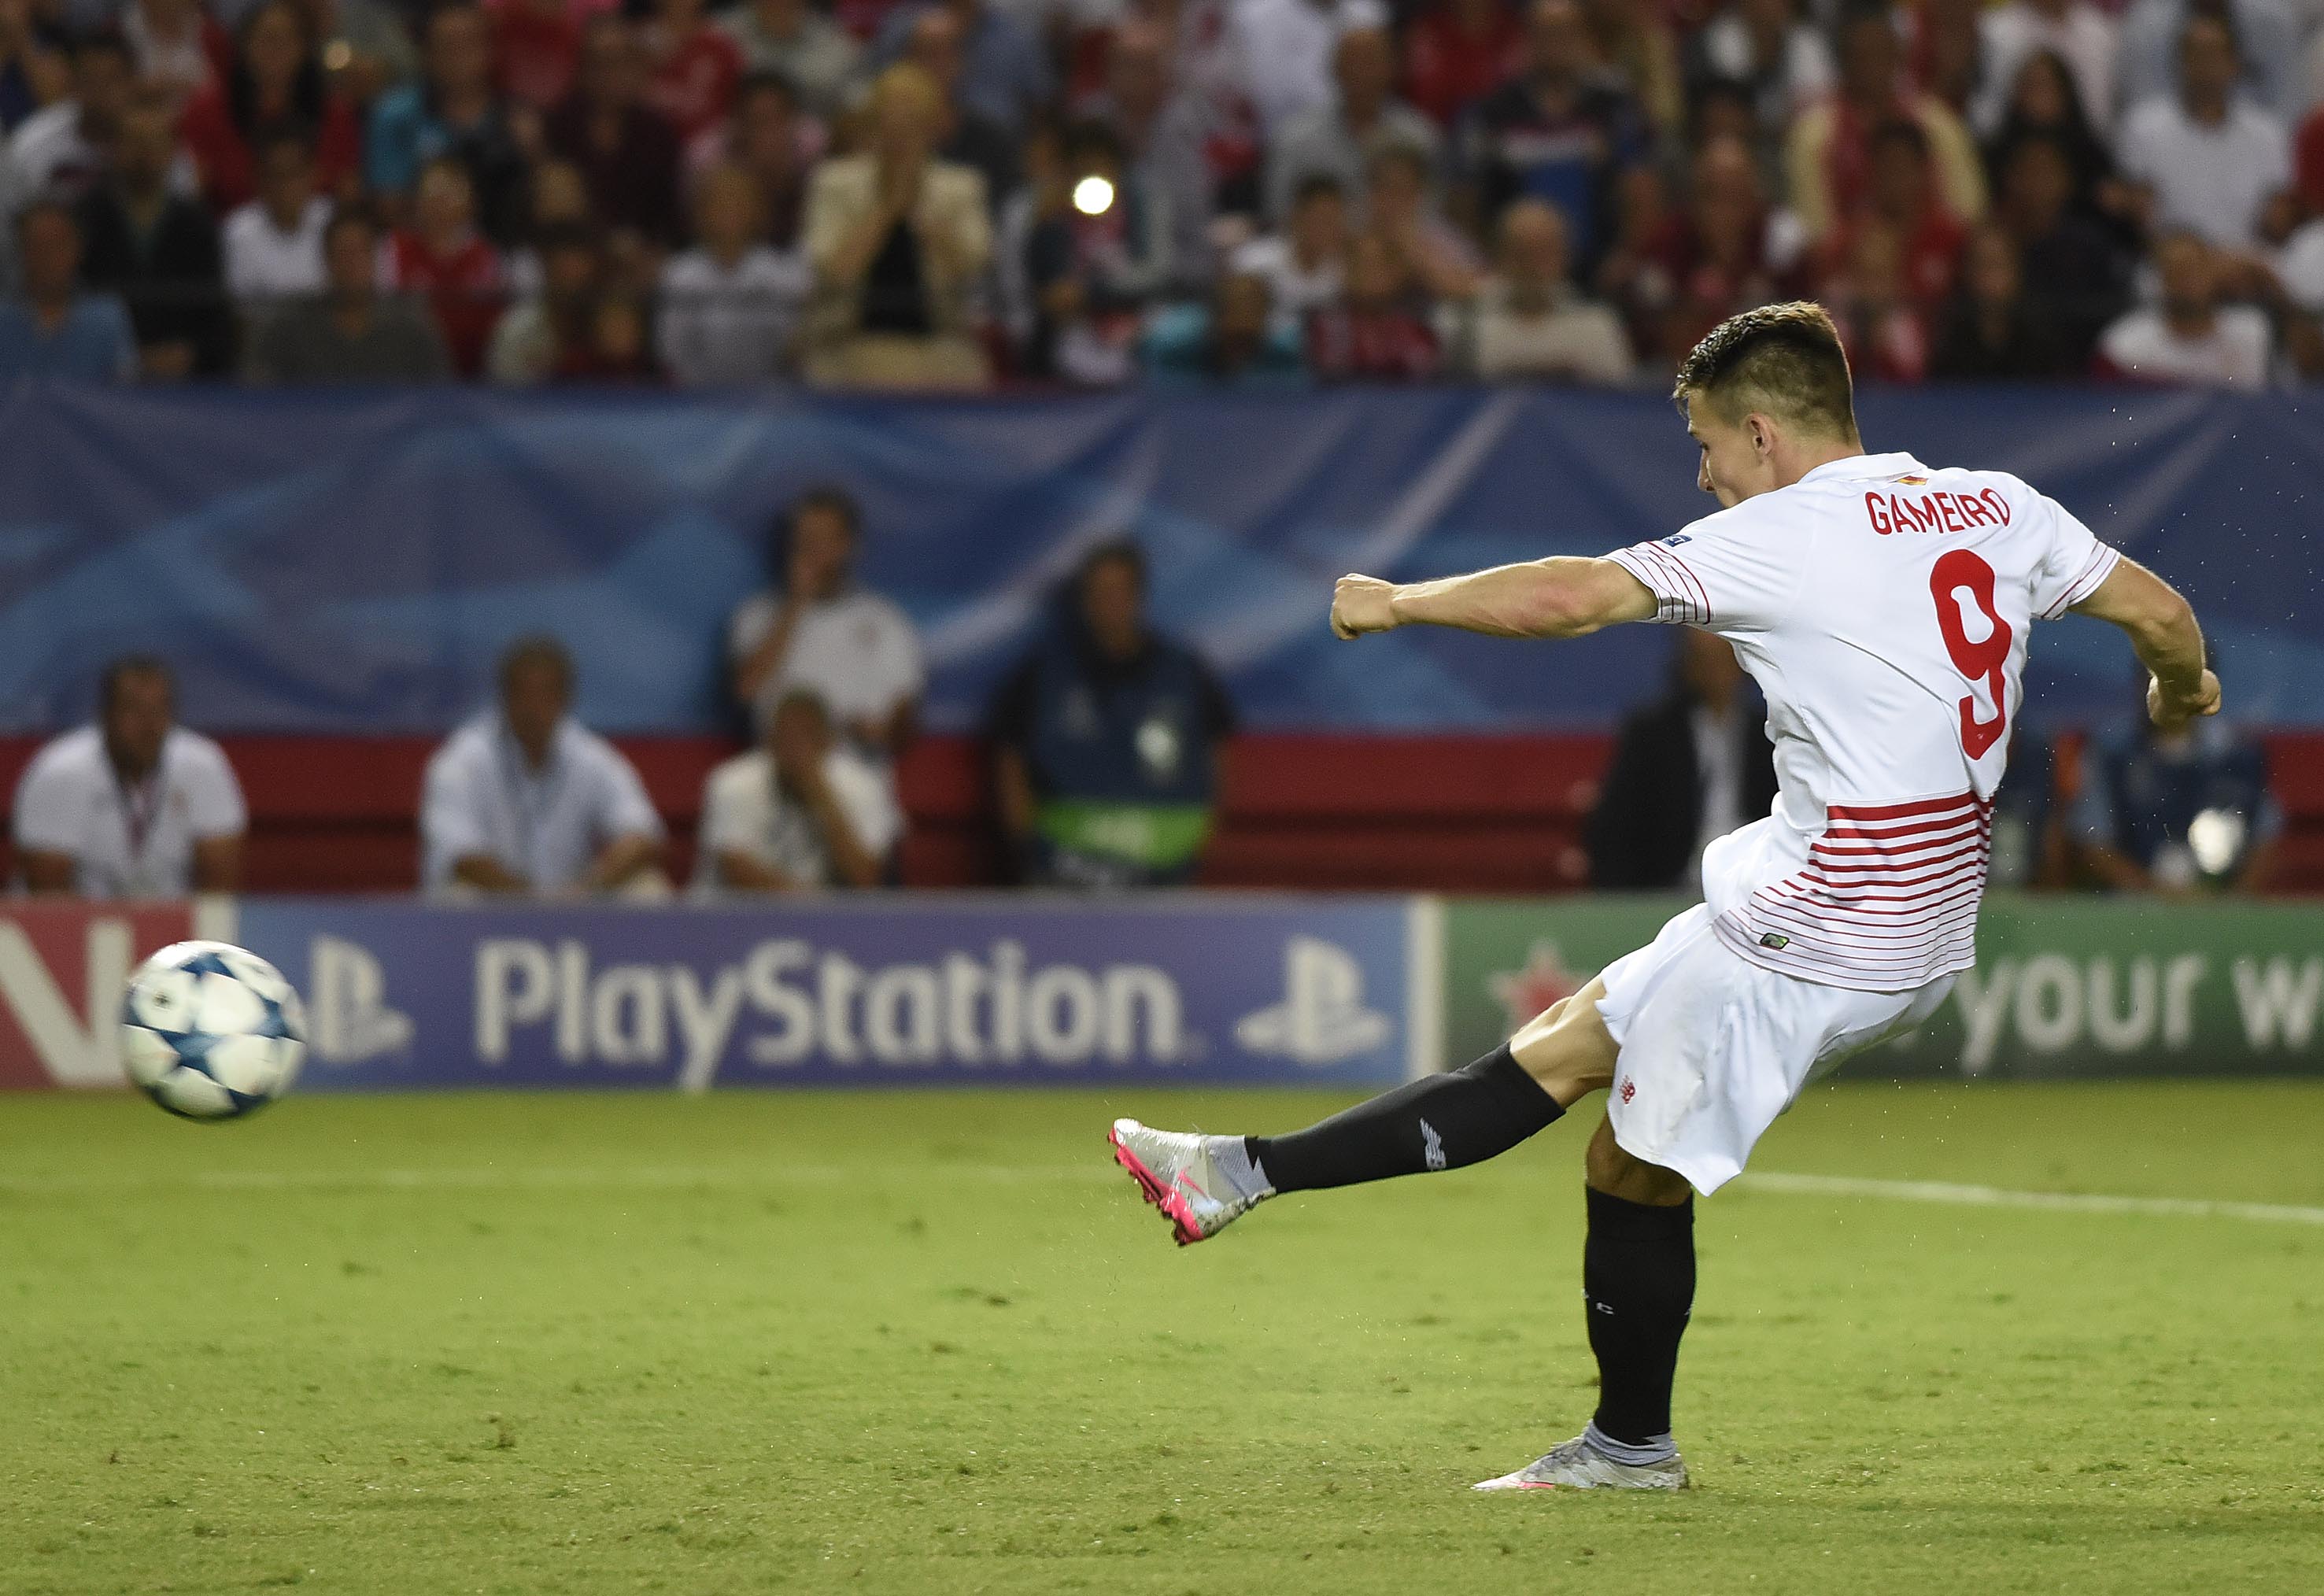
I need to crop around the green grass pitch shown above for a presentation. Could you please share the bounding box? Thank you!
[5,1080,2322,1595]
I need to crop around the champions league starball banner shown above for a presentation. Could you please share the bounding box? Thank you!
[227,896,1425,1091]
[2,383,2320,737]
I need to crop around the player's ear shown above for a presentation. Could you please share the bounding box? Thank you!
[1746,412,1776,460]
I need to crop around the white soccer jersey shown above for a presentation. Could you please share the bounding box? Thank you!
[1606,451,2119,992]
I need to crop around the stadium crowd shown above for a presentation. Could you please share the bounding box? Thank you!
[0,0,2317,388]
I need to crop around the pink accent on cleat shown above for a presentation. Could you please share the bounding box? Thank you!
[1108,1124,1204,1246]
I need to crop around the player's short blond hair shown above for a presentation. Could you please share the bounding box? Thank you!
[1674,301,1860,443]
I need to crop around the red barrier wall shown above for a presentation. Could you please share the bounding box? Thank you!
[1,732,2319,893]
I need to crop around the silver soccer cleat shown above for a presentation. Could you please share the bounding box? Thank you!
[1107,1118,1268,1246]
[1472,1434,1690,1493]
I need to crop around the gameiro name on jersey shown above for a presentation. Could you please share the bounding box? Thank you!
[1605,452,2119,993]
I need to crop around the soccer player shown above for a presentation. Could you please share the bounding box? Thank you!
[1107,302,2219,1493]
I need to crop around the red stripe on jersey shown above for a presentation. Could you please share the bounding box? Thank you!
[1826,793,1988,823]
[1716,789,1991,988]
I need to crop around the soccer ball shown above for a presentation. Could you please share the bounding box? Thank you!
[120,941,307,1121]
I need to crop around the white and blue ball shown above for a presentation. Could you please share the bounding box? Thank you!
[120,941,307,1121]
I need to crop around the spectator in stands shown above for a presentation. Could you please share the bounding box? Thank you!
[1823,220,1930,382]
[242,202,453,381]
[2097,229,2271,386]
[121,0,232,106]
[1306,228,1439,380]
[898,2,1018,215]
[486,219,597,382]
[1229,172,1347,328]
[1684,0,1834,142]
[1364,140,1482,303]
[9,32,138,202]
[2117,12,2293,259]
[1583,628,1775,894]
[1783,6,1983,247]
[719,0,860,121]
[1912,0,1984,124]
[366,3,529,245]
[302,0,420,112]
[492,0,585,113]
[694,689,901,892]
[1823,119,1965,312]
[800,63,991,390]
[876,0,1052,139]
[1975,0,2115,138]
[1266,25,1438,225]
[224,128,327,303]
[1402,0,1524,130]
[0,200,136,379]
[728,486,925,775]
[1004,118,1166,385]
[556,288,664,382]
[179,1,360,213]
[1928,224,2074,379]
[1984,49,2126,227]
[1579,0,1681,139]
[1990,130,2126,365]
[501,157,593,297]
[1232,0,1388,139]
[657,161,807,384]
[643,0,742,145]
[0,0,59,137]
[381,155,504,377]
[1624,131,1802,371]
[988,538,1236,889]
[1453,196,1632,381]
[1138,268,1309,385]
[547,16,685,246]
[1461,0,1650,272]
[11,656,245,897]
[2119,0,2300,124]
[76,86,231,379]
[420,634,667,896]
[692,72,811,253]
[2073,673,2282,893]
[1085,18,1216,294]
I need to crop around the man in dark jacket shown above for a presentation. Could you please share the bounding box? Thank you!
[1584,627,1777,892]
[988,539,1235,887]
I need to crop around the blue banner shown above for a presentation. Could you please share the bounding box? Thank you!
[2,382,2316,734]
[231,895,1421,1090]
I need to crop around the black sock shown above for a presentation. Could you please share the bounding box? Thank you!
[1247,1044,1564,1195]
[1583,1185,1696,1449]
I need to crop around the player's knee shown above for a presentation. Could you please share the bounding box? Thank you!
[1585,1118,1691,1206]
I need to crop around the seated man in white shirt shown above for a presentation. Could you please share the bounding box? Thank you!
[727,483,923,768]
[12,656,246,897]
[420,636,667,896]
[694,689,902,892]
[2098,231,2273,387]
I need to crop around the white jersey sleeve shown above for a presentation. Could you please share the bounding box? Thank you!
[2025,494,2123,620]
[1604,507,1802,634]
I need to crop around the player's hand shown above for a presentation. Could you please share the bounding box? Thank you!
[2148,669,2221,733]
[1331,574,1399,640]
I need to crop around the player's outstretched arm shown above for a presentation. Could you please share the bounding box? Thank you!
[2068,557,2220,731]
[1331,559,1657,641]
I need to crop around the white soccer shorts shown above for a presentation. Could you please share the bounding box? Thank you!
[1592,903,1954,1195]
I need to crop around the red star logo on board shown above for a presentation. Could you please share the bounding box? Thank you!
[1485,940,1587,1033]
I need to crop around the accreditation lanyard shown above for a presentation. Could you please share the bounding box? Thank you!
[116,767,163,863]
[499,736,566,884]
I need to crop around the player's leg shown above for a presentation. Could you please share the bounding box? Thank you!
[1108,982,1617,1245]
[1471,1116,1697,1493]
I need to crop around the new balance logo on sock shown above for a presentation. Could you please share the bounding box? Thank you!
[1420,1119,1446,1171]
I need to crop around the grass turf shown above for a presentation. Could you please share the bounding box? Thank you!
[3,1081,2322,1595]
